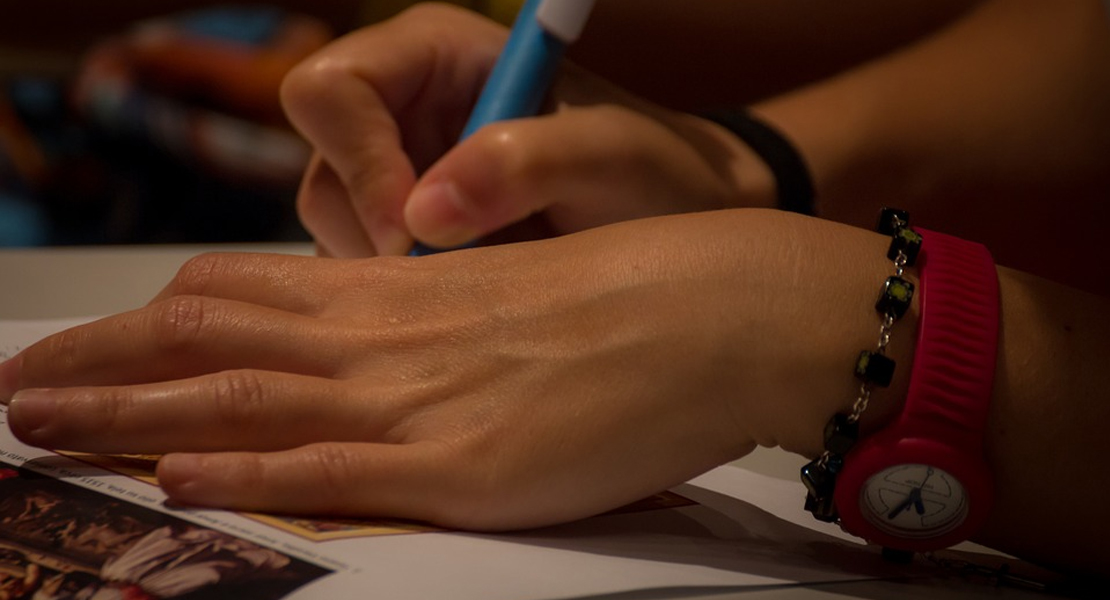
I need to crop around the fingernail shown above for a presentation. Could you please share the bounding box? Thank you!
[8,390,57,436]
[0,355,20,405]
[368,218,415,257]
[158,454,204,499]
[407,181,482,247]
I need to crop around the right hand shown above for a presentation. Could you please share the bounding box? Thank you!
[280,3,766,257]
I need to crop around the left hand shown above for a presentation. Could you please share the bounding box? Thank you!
[0,211,895,530]
[0,214,773,529]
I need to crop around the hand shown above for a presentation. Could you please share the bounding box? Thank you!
[0,211,899,530]
[280,3,765,258]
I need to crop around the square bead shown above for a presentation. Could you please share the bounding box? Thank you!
[875,276,915,320]
[855,351,895,387]
[823,414,860,455]
[877,208,910,236]
[887,227,923,266]
[800,458,836,498]
[804,493,839,523]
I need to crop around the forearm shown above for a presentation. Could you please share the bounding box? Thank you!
[977,269,1110,576]
[1,207,1105,574]
[748,0,1110,293]
[750,214,1110,576]
[570,0,983,109]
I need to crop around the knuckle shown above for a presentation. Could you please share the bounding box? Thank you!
[93,388,138,434]
[475,122,528,167]
[303,444,360,509]
[587,103,635,123]
[151,296,212,352]
[278,63,312,113]
[472,122,559,188]
[295,173,324,214]
[280,56,340,117]
[209,370,270,432]
[171,253,224,297]
[41,325,86,373]
[230,453,268,492]
[293,162,339,232]
[578,107,644,152]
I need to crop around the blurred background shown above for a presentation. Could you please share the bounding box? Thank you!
[0,1,523,247]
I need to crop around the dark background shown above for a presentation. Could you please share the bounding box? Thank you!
[0,1,496,247]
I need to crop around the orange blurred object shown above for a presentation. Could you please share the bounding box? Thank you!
[126,14,332,125]
[71,7,334,186]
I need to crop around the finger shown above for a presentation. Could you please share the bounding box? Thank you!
[147,252,453,324]
[156,443,462,525]
[282,49,416,257]
[149,249,357,315]
[0,355,20,403]
[280,5,505,256]
[15,296,343,392]
[7,372,406,454]
[295,156,380,258]
[404,105,732,248]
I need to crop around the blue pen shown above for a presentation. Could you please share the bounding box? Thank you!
[410,0,597,256]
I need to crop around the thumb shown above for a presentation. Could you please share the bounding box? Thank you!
[404,105,709,249]
[403,105,745,249]
[403,118,559,249]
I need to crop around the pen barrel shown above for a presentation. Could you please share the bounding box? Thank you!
[410,0,573,256]
[460,0,566,140]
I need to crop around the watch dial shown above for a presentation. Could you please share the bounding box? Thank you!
[860,464,968,539]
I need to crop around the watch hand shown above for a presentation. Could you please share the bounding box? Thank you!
[913,468,933,515]
[888,487,922,520]
[920,467,935,488]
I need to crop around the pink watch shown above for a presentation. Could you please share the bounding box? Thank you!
[834,228,1000,552]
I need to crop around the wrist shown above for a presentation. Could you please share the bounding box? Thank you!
[825,222,1001,552]
[748,81,885,224]
[703,110,815,215]
[732,137,779,211]
[776,248,919,458]
[688,114,777,211]
[713,212,916,456]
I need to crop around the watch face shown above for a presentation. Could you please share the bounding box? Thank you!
[860,464,968,539]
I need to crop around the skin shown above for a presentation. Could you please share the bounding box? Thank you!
[1,212,914,529]
[572,0,986,108]
[750,0,1110,297]
[1,0,1108,579]
[1,210,1107,578]
[279,4,770,258]
[283,1,1110,296]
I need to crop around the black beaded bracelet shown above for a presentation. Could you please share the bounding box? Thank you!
[703,109,815,216]
[801,208,923,523]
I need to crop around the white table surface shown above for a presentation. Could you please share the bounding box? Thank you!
[0,245,1072,600]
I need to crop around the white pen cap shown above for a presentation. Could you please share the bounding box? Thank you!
[536,0,597,43]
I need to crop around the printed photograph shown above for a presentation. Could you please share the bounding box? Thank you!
[0,463,331,600]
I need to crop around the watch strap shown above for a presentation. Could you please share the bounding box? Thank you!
[834,228,1000,551]
[902,229,1000,446]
